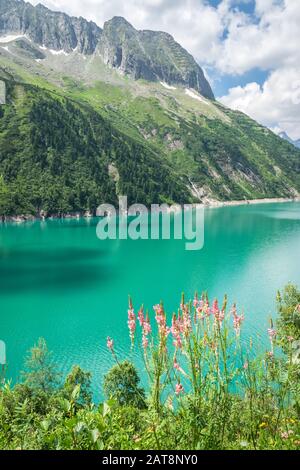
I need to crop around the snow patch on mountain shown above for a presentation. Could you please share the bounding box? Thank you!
[185,88,205,102]
[0,34,26,43]
[49,49,70,56]
[38,45,70,56]
[160,82,176,90]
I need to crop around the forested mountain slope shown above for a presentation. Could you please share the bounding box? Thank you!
[0,74,190,216]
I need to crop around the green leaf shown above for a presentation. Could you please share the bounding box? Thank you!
[103,402,111,417]
[91,429,100,444]
[41,420,51,432]
[61,398,71,413]
[71,384,81,401]
[74,421,86,434]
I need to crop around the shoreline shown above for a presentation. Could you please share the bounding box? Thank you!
[1,197,299,224]
[203,196,300,209]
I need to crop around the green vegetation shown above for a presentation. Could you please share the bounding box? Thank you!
[0,175,10,217]
[64,74,300,202]
[1,285,299,450]
[0,73,190,216]
[277,285,300,354]
[103,361,146,410]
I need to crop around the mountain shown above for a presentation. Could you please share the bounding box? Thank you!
[1,0,300,216]
[279,131,300,150]
[98,16,214,99]
[0,75,190,216]
[0,0,213,97]
[0,0,101,54]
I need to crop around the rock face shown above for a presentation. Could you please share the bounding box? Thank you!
[0,0,102,54]
[14,38,46,59]
[0,0,214,99]
[97,17,214,99]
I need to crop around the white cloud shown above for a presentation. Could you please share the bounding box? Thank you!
[220,67,300,139]
[216,0,300,75]
[217,1,300,138]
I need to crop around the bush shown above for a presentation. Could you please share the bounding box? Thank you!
[277,284,300,341]
[103,361,146,409]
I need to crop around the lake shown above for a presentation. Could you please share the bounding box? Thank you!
[1,202,300,399]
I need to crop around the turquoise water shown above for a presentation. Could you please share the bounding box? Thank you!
[1,202,300,399]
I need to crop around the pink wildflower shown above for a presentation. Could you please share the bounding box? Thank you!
[153,304,162,314]
[212,299,225,326]
[154,304,164,326]
[268,328,277,340]
[233,314,244,336]
[214,309,225,326]
[173,358,186,375]
[212,299,219,316]
[171,315,183,349]
[243,362,249,370]
[203,300,211,317]
[154,303,169,343]
[139,310,151,351]
[107,337,114,351]
[171,314,179,335]
[232,304,244,335]
[143,315,152,336]
[196,306,205,321]
[142,335,149,350]
[231,304,237,316]
[180,304,192,336]
[138,307,145,327]
[128,306,136,344]
[175,383,184,396]
[177,313,185,334]
[287,336,294,343]
[183,316,192,336]
[173,336,183,349]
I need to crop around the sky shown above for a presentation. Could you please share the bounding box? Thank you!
[28,0,300,140]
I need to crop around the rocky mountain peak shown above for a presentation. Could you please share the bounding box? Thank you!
[0,0,102,54]
[98,15,214,98]
[0,0,214,98]
[105,16,135,29]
